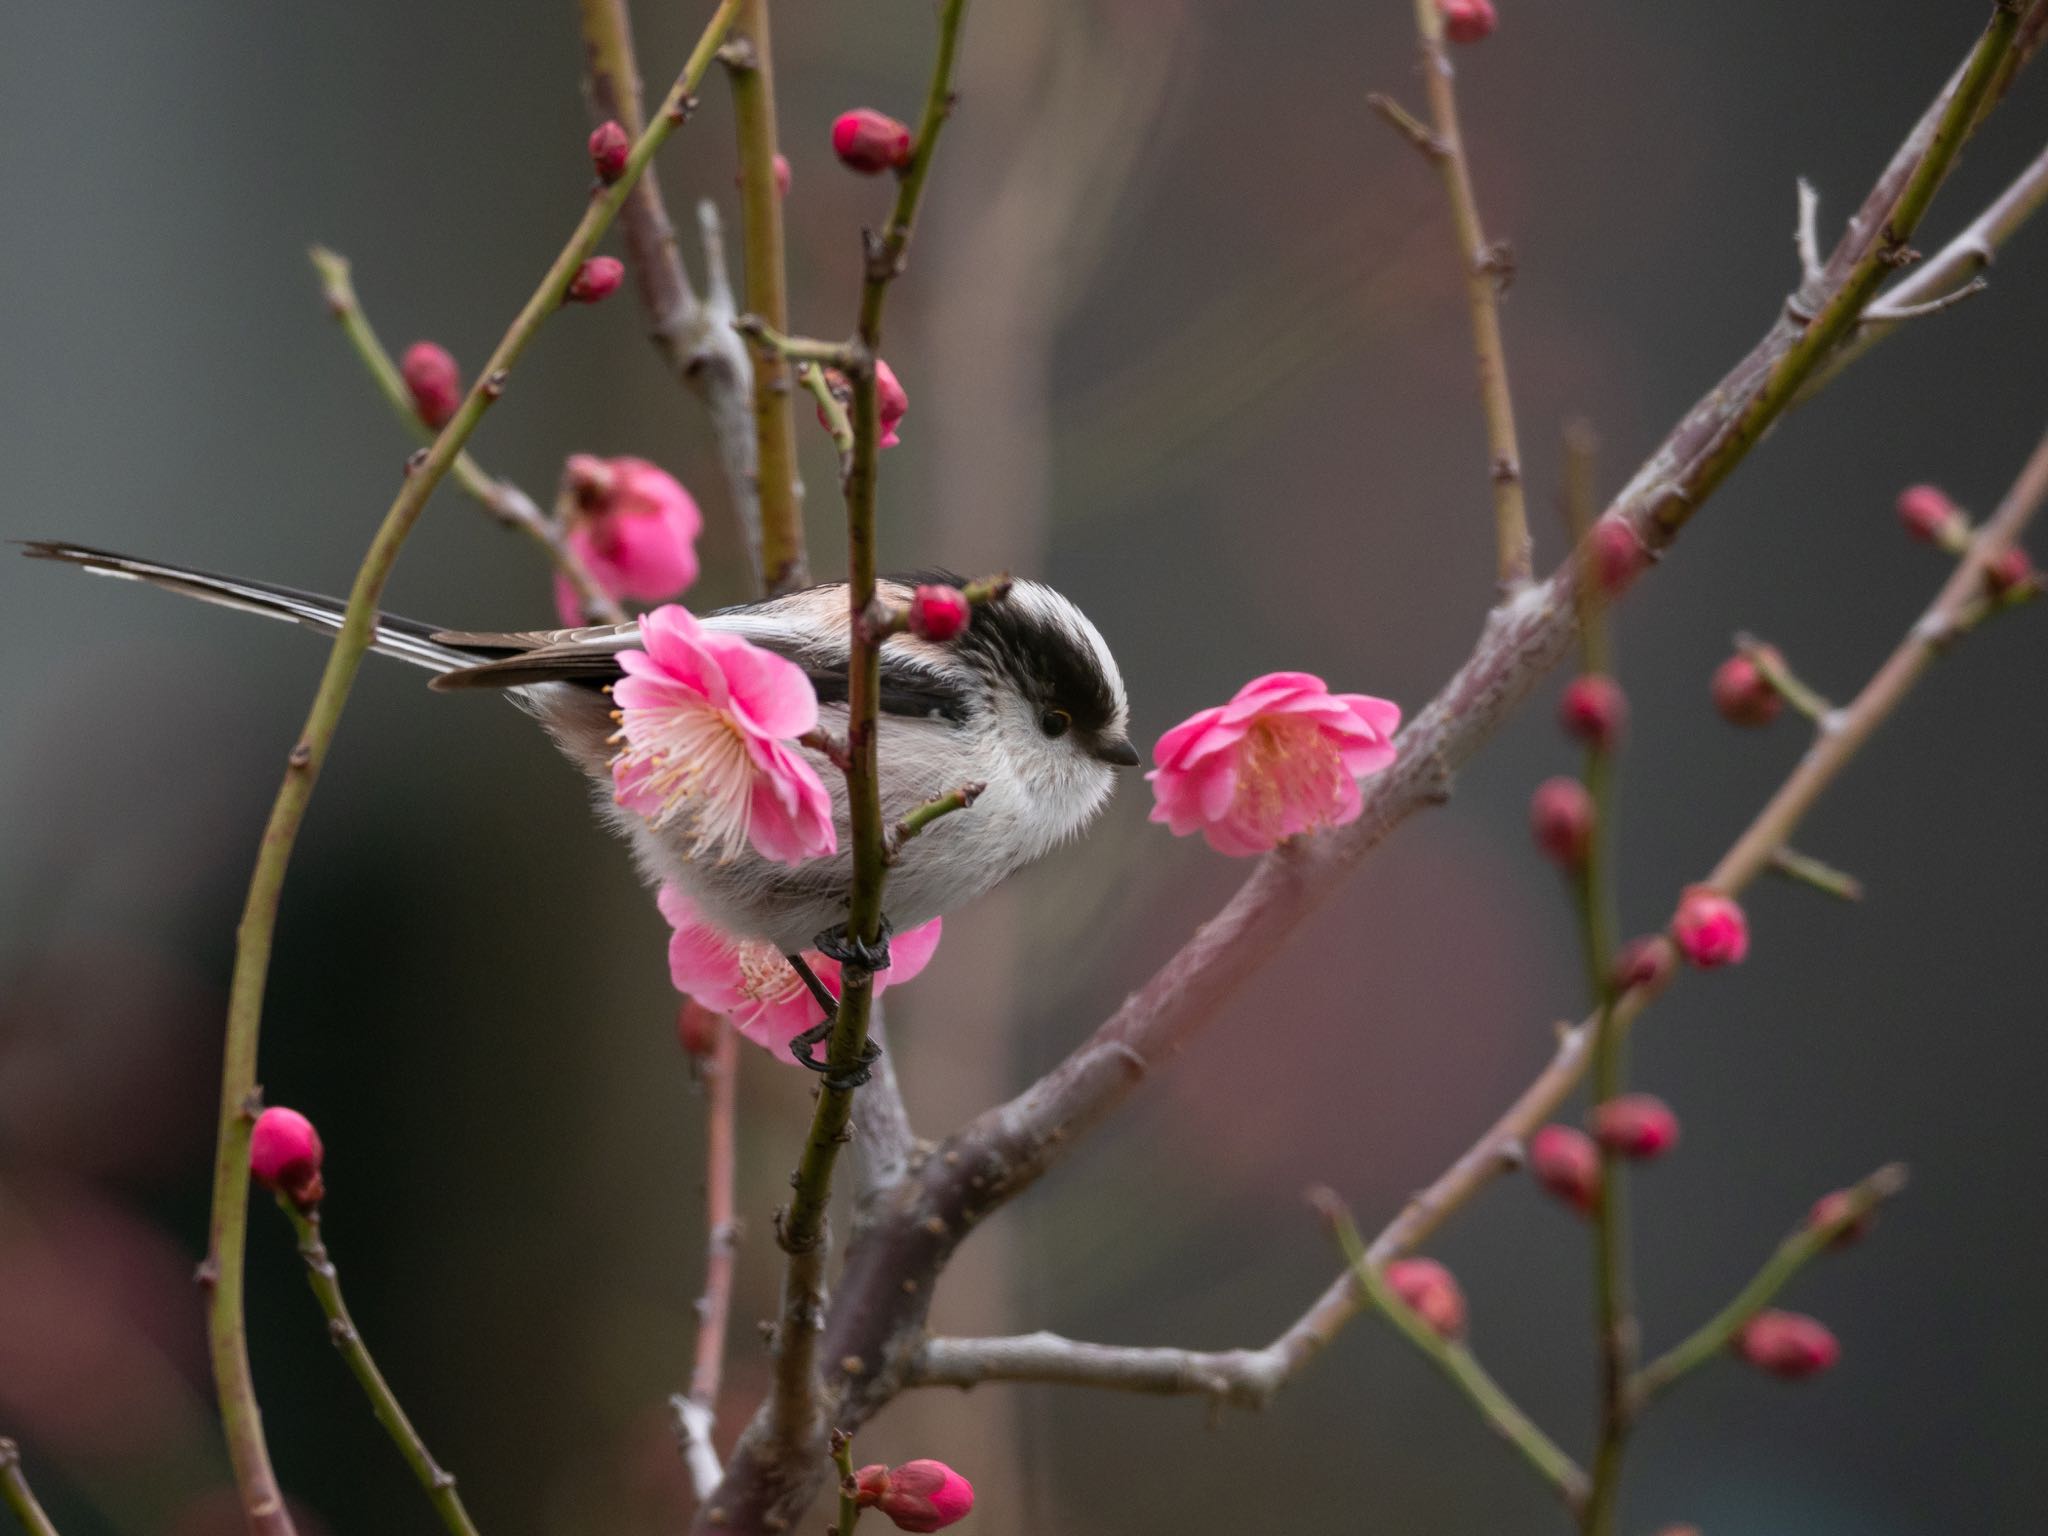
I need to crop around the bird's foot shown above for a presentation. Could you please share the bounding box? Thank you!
[783,953,885,1090]
[813,915,894,974]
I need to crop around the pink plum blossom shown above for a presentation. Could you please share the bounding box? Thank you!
[658,884,941,1059]
[554,455,703,624]
[609,605,835,866]
[1147,672,1400,855]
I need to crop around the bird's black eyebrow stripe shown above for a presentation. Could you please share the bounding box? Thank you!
[951,591,1119,734]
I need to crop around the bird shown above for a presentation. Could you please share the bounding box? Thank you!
[23,541,1139,977]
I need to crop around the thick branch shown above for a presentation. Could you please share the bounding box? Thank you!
[0,1440,60,1536]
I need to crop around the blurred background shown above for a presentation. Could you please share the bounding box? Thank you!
[3,2,2045,1532]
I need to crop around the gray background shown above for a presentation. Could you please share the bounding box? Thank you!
[2,2,2044,1533]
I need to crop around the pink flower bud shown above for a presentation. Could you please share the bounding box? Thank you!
[1588,1093,1679,1160]
[908,584,971,643]
[876,358,909,447]
[588,120,631,184]
[567,256,625,304]
[1671,885,1749,968]
[1558,674,1626,751]
[1711,653,1782,728]
[1610,934,1674,993]
[854,1460,975,1532]
[1986,545,2036,597]
[1734,1309,1839,1379]
[1896,483,1963,545]
[1529,776,1594,871]
[400,342,463,431]
[1386,1257,1467,1339]
[553,454,703,624]
[1439,0,1498,44]
[832,109,914,175]
[250,1106,324,1206]
[1590,516,1647,595]
[1527,1124,1600,1215]
[677,1000,722,1059]
[1808,1188,1874,1249]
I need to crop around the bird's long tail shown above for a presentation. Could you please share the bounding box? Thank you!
[20,541,482,674]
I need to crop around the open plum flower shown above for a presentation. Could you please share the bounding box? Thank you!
[659,884,943,1058]
[609,605,836,866]
[553,454,703,624]
[1147,672,1401,855]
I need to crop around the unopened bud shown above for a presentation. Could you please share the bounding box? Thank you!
[1530,776,1594,871]
[908,584,971,643]
[1527,1124,1601,1215]
[1558,674,1627,751]
[1896,484,1965,547]
[677,1000,722,1059]
[1386,1257,1467,1339]
[250,1106,325,1207]
[1588,1093,1679,1160]
[1610,934,1674,993]
[876,358,909,447]
[1734,1309,1839,1379]
[1590,516,1647,595]
[588,120,631,184]
[1671,885,1748,968]
[399,342,462,430]
[567,256,625,304]
[853,1460,975,1532]
[1711,652,1782,727]
[1439,0,1497,44]
[832,109,914,175]
[1808,1188,1875,1249]
[1985,545,2036,598]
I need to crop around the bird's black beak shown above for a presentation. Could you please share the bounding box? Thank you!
[1093,734,1142,768]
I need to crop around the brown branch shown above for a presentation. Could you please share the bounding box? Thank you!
[579,0,763,590]
[672,1019,741,1501]
[908,415,2048,1414]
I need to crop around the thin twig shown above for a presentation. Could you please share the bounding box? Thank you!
[579,0,763,590]
[801,362,855,473]
[1795,178,1825,287]
[1315,1191,1589,1511]
[1397,0,1532,589]
[1864,275,1989,321]
[0,1440,60,1536]
[831,1429,861,1534]
[306,246,626,625]
[1632,1164,1908,1405]
[724,0,807,594]
[278,1202,481,1536]
[1737,634,1833,723]
[884,783,986,863]
[1768,847,1865,902]
[676,1019,741,1500]
[200,8,742,1529]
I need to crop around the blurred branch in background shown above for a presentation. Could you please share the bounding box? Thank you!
[579,0,764,591]
[0,1438,62,1536]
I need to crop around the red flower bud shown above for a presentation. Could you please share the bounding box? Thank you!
[1711,652,1782,728]
[250,1106,325,1206]
[1672,885,1748,968]
[1589,516,1647,595]
[1558,673,1627,751]
[1896,483,1963,546]
[1986,544,2036,597]
[1734,1309,1839,1379]
[854,1460,974,1532]
[876,358,909,447]
[588,120,631,184]
[1808,1188,1875,1249]
[567,256,624,304]
[832,109,914,175]
[1610,934,1674,993]
[1386,1257,1467,1339]
[1527,1124,1601,1215]
[908,584,971,643]
[677,1000,723,1059]
[399,342,462,430]
[1439,0,1497,44]
[1588,1093,1680,1160]
[1529,776,1594,871]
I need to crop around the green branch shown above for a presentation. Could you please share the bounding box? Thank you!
[0,1440,60,1536]
[200,6,740,1529]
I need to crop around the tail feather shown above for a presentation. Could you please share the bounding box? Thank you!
[20,541,480,675]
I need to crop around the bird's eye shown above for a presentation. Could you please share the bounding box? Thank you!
[1039,707,1072,738]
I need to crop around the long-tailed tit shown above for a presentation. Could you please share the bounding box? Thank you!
[24,544,1140,964]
